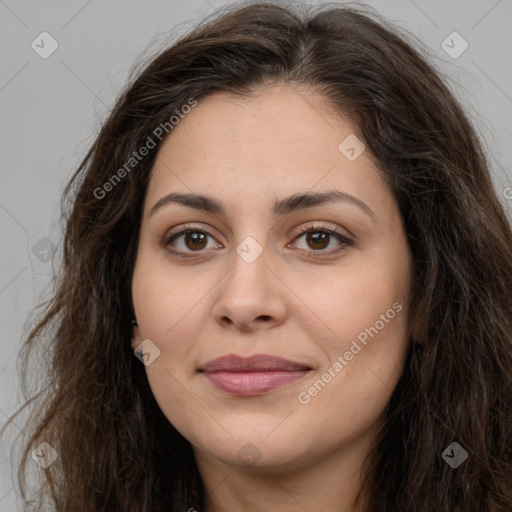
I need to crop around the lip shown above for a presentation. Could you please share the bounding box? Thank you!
[199,354,312,395]
[200,354,311,373]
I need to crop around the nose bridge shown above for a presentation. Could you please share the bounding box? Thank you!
[227,234,271,296]
[212,232,286,328]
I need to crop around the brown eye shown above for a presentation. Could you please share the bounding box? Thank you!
[182,231,208,251]
[162,223,353,259]
[291,225,353,257]
[162,224,222,257]
[305,231,330,250]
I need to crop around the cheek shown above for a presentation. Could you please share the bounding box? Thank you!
[295,304,409,447]
[299,257,408,350]
[294,249,410,418]
[132,258,207,435]
[132,253,208,345]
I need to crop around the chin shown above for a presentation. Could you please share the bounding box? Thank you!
[190,426,317,472]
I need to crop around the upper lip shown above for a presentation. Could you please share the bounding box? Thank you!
[200,354,311,373]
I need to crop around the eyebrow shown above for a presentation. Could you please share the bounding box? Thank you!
[149,190,376,222]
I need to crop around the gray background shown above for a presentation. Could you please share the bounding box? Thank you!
[1,0,511,509]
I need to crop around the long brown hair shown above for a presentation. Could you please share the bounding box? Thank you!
[3,2,512,510]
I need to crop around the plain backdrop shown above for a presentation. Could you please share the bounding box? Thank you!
[1,0,511,509]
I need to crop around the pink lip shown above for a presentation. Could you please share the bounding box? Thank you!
[200,354,312,395]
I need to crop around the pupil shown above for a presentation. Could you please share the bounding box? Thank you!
[308,232,328,249]
[187,232,206,250]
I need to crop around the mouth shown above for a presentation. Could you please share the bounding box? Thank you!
[199,354,312,395]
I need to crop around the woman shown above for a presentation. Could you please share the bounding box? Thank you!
[3,1,512,511]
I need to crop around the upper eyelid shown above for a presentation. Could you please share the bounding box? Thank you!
[165,223,222,242]
[165,221,348,238]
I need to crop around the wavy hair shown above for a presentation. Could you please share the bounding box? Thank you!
[3,1,512,510]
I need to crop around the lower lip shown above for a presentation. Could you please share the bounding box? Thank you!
[202,370,310,395]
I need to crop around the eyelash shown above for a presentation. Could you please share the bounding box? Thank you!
[161,223,353,259]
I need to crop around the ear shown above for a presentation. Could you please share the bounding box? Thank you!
[131,324,143,350]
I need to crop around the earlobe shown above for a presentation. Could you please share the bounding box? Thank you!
[131,321,142,350]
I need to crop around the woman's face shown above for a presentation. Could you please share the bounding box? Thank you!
[131,84,412,473]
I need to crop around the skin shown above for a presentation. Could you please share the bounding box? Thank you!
[131,83,413,512]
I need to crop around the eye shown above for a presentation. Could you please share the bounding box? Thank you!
[161,223,353,258]
[162,224,221,257]
[289,223,353,257]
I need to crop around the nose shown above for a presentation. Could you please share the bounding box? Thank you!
[211,246,287,332]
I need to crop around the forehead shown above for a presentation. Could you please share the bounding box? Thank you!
[155,84,357,162]
[144,85,395,220]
